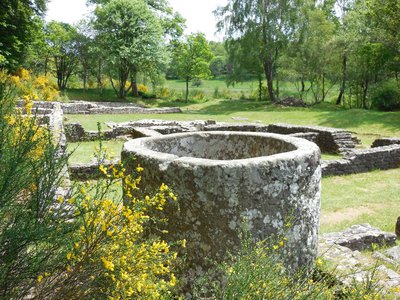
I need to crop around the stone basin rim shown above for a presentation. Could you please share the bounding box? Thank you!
[123,131,320,165]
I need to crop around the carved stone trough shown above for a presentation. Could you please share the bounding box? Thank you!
[122,131,321,283]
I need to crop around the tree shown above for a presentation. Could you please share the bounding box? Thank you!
[45,21,80,90]
[172,33,214,102]
[209,41,227,78]
[216,0,301,102]
[94,0,167,99]
[75,21,95,91]
[286,7,337,103]
[0,0,46,70]
[225,33,265,101]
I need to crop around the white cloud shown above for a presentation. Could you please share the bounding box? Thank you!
[168,0,227,40]
[45,0,227,40]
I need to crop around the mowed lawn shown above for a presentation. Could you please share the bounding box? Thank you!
[64,98,400,234]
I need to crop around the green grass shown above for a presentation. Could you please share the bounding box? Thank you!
[321,153,343,161]
[67,140,125,164]
[320,168,400,233]
[63,78,337,104]
[64,99,400,146]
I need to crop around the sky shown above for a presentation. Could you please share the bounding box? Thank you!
[45,0,228,41]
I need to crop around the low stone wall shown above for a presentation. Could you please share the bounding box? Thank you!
[61,100,181,115]
[267,123,358,153]
[65,123,117,142]
[16,101,70,197]
[372,137,400,148]
[68,160,118,181]
[322,145,400,176]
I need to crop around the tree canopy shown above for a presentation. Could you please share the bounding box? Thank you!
[172,33,214,102]
[94,0,167,99]
[0,0,47,70]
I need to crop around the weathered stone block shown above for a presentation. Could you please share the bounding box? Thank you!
[321,224,397,251]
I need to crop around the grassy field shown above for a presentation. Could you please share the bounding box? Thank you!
[65,99,400,146]
[321,169,400,233]
[63,78,338,104]
[63,90,400,234]
[67,140,125,164]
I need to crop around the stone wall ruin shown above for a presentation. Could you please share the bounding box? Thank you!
[67,119,400,180]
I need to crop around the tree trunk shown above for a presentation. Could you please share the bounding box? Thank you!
[83,68,87,92]
[336,53,347,106]
[263,58,275,102]
[258,76,262,101]
[322,74,325,102]
[362,79,369,109]
[185,78,189,102]
[275,77,279,99]
[130,70,139,97]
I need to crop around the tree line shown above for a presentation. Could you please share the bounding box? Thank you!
[1,0,399,109]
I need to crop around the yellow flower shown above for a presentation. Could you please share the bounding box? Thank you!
[316,257,323,267]
[37,274,43,283]
[101,257,115,271]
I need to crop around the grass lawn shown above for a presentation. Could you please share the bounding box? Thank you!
[64,78,337,104]
[67,140,125,164]
[321,169,400,233]
[65,99,400,146]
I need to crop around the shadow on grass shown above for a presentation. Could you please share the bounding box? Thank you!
[314,108,400,134]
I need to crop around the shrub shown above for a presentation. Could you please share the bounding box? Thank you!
[138,83,149,94]
[0,73,71,298]
[156,87,172,99]
[0,73,180,299]
[194,229,384,300]
[191,78,202,87]
[213,87,233,100]
[189,89,206,101]
[10,68,60,101]
[42,161,179,299]
[370,79,400,111]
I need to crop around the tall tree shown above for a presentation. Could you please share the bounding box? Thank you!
[225,33,265,101]
[216,0,301,102]
[172,33,214,102]
[0,0,46,70]
[94,0,167,99]
[45,21,80,90]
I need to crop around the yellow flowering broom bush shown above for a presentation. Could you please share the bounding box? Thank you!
[37,157,179,299]
[0,71,72,298]
[1,72,179,299]
[10,68,59,101]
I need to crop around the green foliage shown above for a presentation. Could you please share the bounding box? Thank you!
[0,1,46,70]
[45,21,80,90]
[369,80,400,111]
[0,74,73,298]
[194,235,327,299]
[94,0,167,99]
[216,0,302,102]
[172,33,214,102]
[0,73,179,298]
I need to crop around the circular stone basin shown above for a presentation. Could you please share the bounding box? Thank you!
[122,131,321,283]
